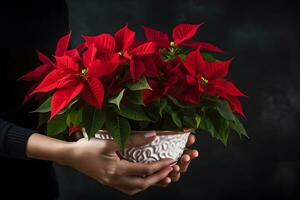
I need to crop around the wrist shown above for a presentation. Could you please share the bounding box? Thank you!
[50,140,76,166]
[26,133,74,164]
[54,141,79,167]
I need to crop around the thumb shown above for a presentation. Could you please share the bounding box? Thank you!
[125,131,157,148]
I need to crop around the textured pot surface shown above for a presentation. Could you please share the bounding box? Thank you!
[83,130,191,163]
[121,131,190,163]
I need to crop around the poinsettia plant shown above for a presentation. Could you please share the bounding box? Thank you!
[20,23,248,149]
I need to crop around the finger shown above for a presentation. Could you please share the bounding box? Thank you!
[178,154,191,173]
[155,177,171,187]
[155,164,180,186]
[119,166,173,190]
[179,149,199,173]
[119,158,175,176]
[143,166,173,188]
[187,134,196,147]
[170,165,180,182]
[114,187,141,196]
[183,149,199,159]
[191,149,199,159]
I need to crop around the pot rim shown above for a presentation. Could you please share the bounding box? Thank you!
[97,128,193,136]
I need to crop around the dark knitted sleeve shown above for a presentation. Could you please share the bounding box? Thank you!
[0,119,35,159]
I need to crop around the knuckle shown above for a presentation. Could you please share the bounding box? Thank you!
[127,190,138,196]
[138,182,148,190]
[144,168,153,175]
[99,177,110,186]
[99,167,119,185]
[144,165,156,175]
[141,168,150,176]
[106,167,117,176]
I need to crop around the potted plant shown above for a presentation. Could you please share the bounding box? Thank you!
[20,23,248,163]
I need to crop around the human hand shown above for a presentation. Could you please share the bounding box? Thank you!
[60,133,175,195]
[155,134,199,186]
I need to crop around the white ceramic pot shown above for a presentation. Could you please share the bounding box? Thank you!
[83,130,191,163]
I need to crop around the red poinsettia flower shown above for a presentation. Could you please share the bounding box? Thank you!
[183,49,246,117]
[143,23,223,53]
[143,56,197,104]
[30,43,119,119]
[83,25,157,81]
[19,33,80,104]
[19,33,73,82]
[68,125,81,136]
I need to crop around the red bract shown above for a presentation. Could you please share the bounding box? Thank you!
[164,58,201,104]
[143,56,197,104]
[19,33,72,82]
[183,49,246,117]
[20,23,247,124]
[143,23,223,53]
[83,25,157,81]
[68,125,82,136]
[30,41,119,119]
[19,33,77,104]
[18,23,248,147]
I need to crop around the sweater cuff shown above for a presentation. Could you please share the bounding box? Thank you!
[5,123,35,160]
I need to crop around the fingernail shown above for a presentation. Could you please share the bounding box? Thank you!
[144,131,156,138]
[166,177,171,184]
[174,166,180,172]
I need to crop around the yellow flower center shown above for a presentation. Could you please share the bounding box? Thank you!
[201,76,208,85]
[170,41,176,47]
[81,68,88,75]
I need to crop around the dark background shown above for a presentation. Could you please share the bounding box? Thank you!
[53,0,300,199]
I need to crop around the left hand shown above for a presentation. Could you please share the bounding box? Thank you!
[155,134,199,187]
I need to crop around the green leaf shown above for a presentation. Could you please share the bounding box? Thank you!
[47,112,68,137]
[139,121,151,129]
[183,116,197,129]
[201,52,216,62]
[167,95,185,109]
[215,100,235,120]
[109,89,125,109]
[119,117,131,149]
[37,113,50,128]
[31,97,51,113]
[106,112,131,149]
[117,103,151,121]
[127,90,145,105]
[171,111,182,129]
[66,108,83,126]
[217,119,230,145]
[167,95,194,109]
[159,98,168,117]
[58,98,79,115]
[195,114,201,128]
[126,76,152,91]
[144,106,160,122]
[230,115,248,139]
[178,53,187,61]
[200,117,216,137]
[82,105,106,138]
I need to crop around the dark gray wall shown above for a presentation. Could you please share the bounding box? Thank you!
[55,0,300,199]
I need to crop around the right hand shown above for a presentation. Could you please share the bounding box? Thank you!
[60,132,175,196]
